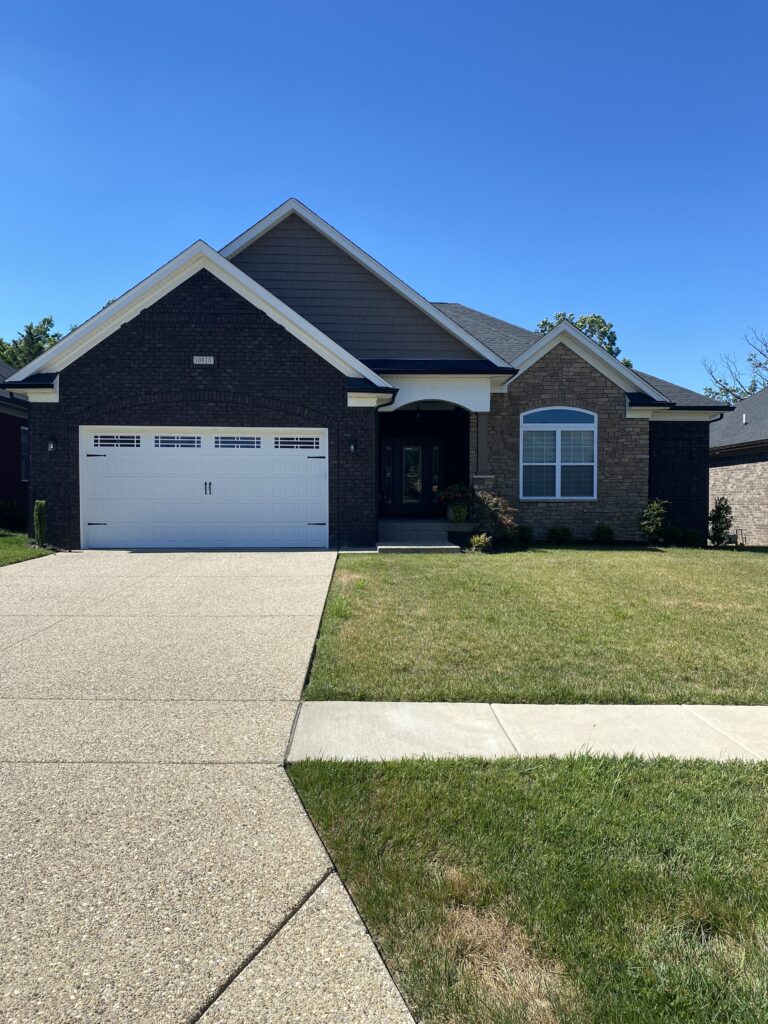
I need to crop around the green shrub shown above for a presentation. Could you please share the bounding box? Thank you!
[33,499,46,548]
[683,528,704,548]
[546,526,573,545]
[450,503,468,523]
[661,525,684,546]
[473,490,517,540]
[708,496,733,548]
[467,532,492,553]
[0,501,26,532]
[639,498,668,544]
[592,523,615,545]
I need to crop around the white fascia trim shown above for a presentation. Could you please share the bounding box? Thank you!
[219,198,511,369]
[380,374,492,412]
[626,408,725,421]
[510,322,670,403]
[7,377,60,403]
[347,392,396,408]
[10,241,389,390]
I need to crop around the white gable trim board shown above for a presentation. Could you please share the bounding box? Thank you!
[79,426,329,549]
[509,322,670,403]
[219,199,511,368]
[7,242,390,395]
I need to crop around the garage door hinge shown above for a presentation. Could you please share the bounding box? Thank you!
[86,454,107,458]
[308,522,326,526]
[87,522,107,526]
[307,455,326,459]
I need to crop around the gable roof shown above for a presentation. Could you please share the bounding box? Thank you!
[0,359,28,411]
[5,241,390,391]
[219,199,511,368]
[710,387,768,449]
[437,302,727,410]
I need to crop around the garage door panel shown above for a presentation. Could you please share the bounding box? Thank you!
[81,428,329,549]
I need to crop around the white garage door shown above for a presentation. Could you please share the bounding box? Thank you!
[80,426,329,549]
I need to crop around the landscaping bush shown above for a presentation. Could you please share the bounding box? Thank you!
[546,525,573,545]
[467,532,492,553]
[0,501,26,532]
[708,496,733,548]
[33,499,46,548]
[592,523,615,545]
[661,525,684,546]
[639,498,668,544]
[683,528,704,548]
[473,490,517,541]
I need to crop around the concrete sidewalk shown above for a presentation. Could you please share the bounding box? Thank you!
[0,551,413,1024]
[288,701,768,761]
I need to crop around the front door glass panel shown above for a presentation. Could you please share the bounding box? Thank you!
[402,446,422,504]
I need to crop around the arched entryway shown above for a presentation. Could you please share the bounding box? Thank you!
[378,401,469,517]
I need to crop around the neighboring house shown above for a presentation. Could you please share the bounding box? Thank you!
[5,199,727,550]
[0,358,30,529]
[710,388,768,546]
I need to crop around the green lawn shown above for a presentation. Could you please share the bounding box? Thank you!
[291,758,768,1024]
[305,549,768,704]
[0,529,48,568]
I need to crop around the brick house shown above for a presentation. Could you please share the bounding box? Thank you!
[710,388,768,546]
[5,199,726,550]
[0,359,29,529]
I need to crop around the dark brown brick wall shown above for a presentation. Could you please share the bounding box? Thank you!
[485,344,649,541]
[28,270,376,549]
[649,421,710,535]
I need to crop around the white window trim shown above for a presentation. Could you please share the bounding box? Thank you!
[519,407,598,501]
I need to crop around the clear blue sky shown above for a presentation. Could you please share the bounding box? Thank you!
[2,1,766,391]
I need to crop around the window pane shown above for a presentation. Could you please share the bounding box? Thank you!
[561,430,594,463]
[522,430,556,463]
[523,408,594,424]
[523,464,556,497]
[561,465,595,497]
[402,445,422,504]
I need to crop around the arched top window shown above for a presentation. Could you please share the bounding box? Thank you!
[520,407,597,500]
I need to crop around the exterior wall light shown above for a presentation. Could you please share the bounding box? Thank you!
[47,438,57,452]
[349,439,357,454]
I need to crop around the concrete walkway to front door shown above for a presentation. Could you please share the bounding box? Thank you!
[289,700,768,762]
[0,550,412,1024]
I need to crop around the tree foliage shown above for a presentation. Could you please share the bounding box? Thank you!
[0,317,62,370]
[703,328,768,403]
[537,312,633,367]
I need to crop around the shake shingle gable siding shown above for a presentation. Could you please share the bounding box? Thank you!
[230,214,480,362]
[28,270,377,550]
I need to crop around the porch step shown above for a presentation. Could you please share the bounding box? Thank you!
[376,518,461,553]
[376,543,461,554]
[377,518,450,543]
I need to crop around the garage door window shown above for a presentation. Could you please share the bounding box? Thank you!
[274,436,321,450]
[154,435,202,448]
[214,435,261,449]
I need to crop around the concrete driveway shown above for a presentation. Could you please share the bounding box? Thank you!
[0,551,412,1023]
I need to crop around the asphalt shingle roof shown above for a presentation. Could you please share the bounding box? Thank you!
[710,387,768,449]
[434,302,727,410]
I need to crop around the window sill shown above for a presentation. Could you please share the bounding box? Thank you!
[519,496,597,502]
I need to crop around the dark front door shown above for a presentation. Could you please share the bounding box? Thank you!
[379,440,443,516]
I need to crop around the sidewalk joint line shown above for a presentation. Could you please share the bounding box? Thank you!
[683,705,761,758]
[489,703,521,756]
[186,866,334,1024]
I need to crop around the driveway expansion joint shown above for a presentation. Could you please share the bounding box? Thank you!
[187,867,335,1024]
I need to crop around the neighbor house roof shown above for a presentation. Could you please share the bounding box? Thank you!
[436,302,728,411]
[710,387,768,450]
[0,358,28,413]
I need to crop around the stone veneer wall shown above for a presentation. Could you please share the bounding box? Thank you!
[710,449,768,546]
[484,344,649,541]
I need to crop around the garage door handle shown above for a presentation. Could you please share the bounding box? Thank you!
[204,481,208,495]
[209,481,213,494]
